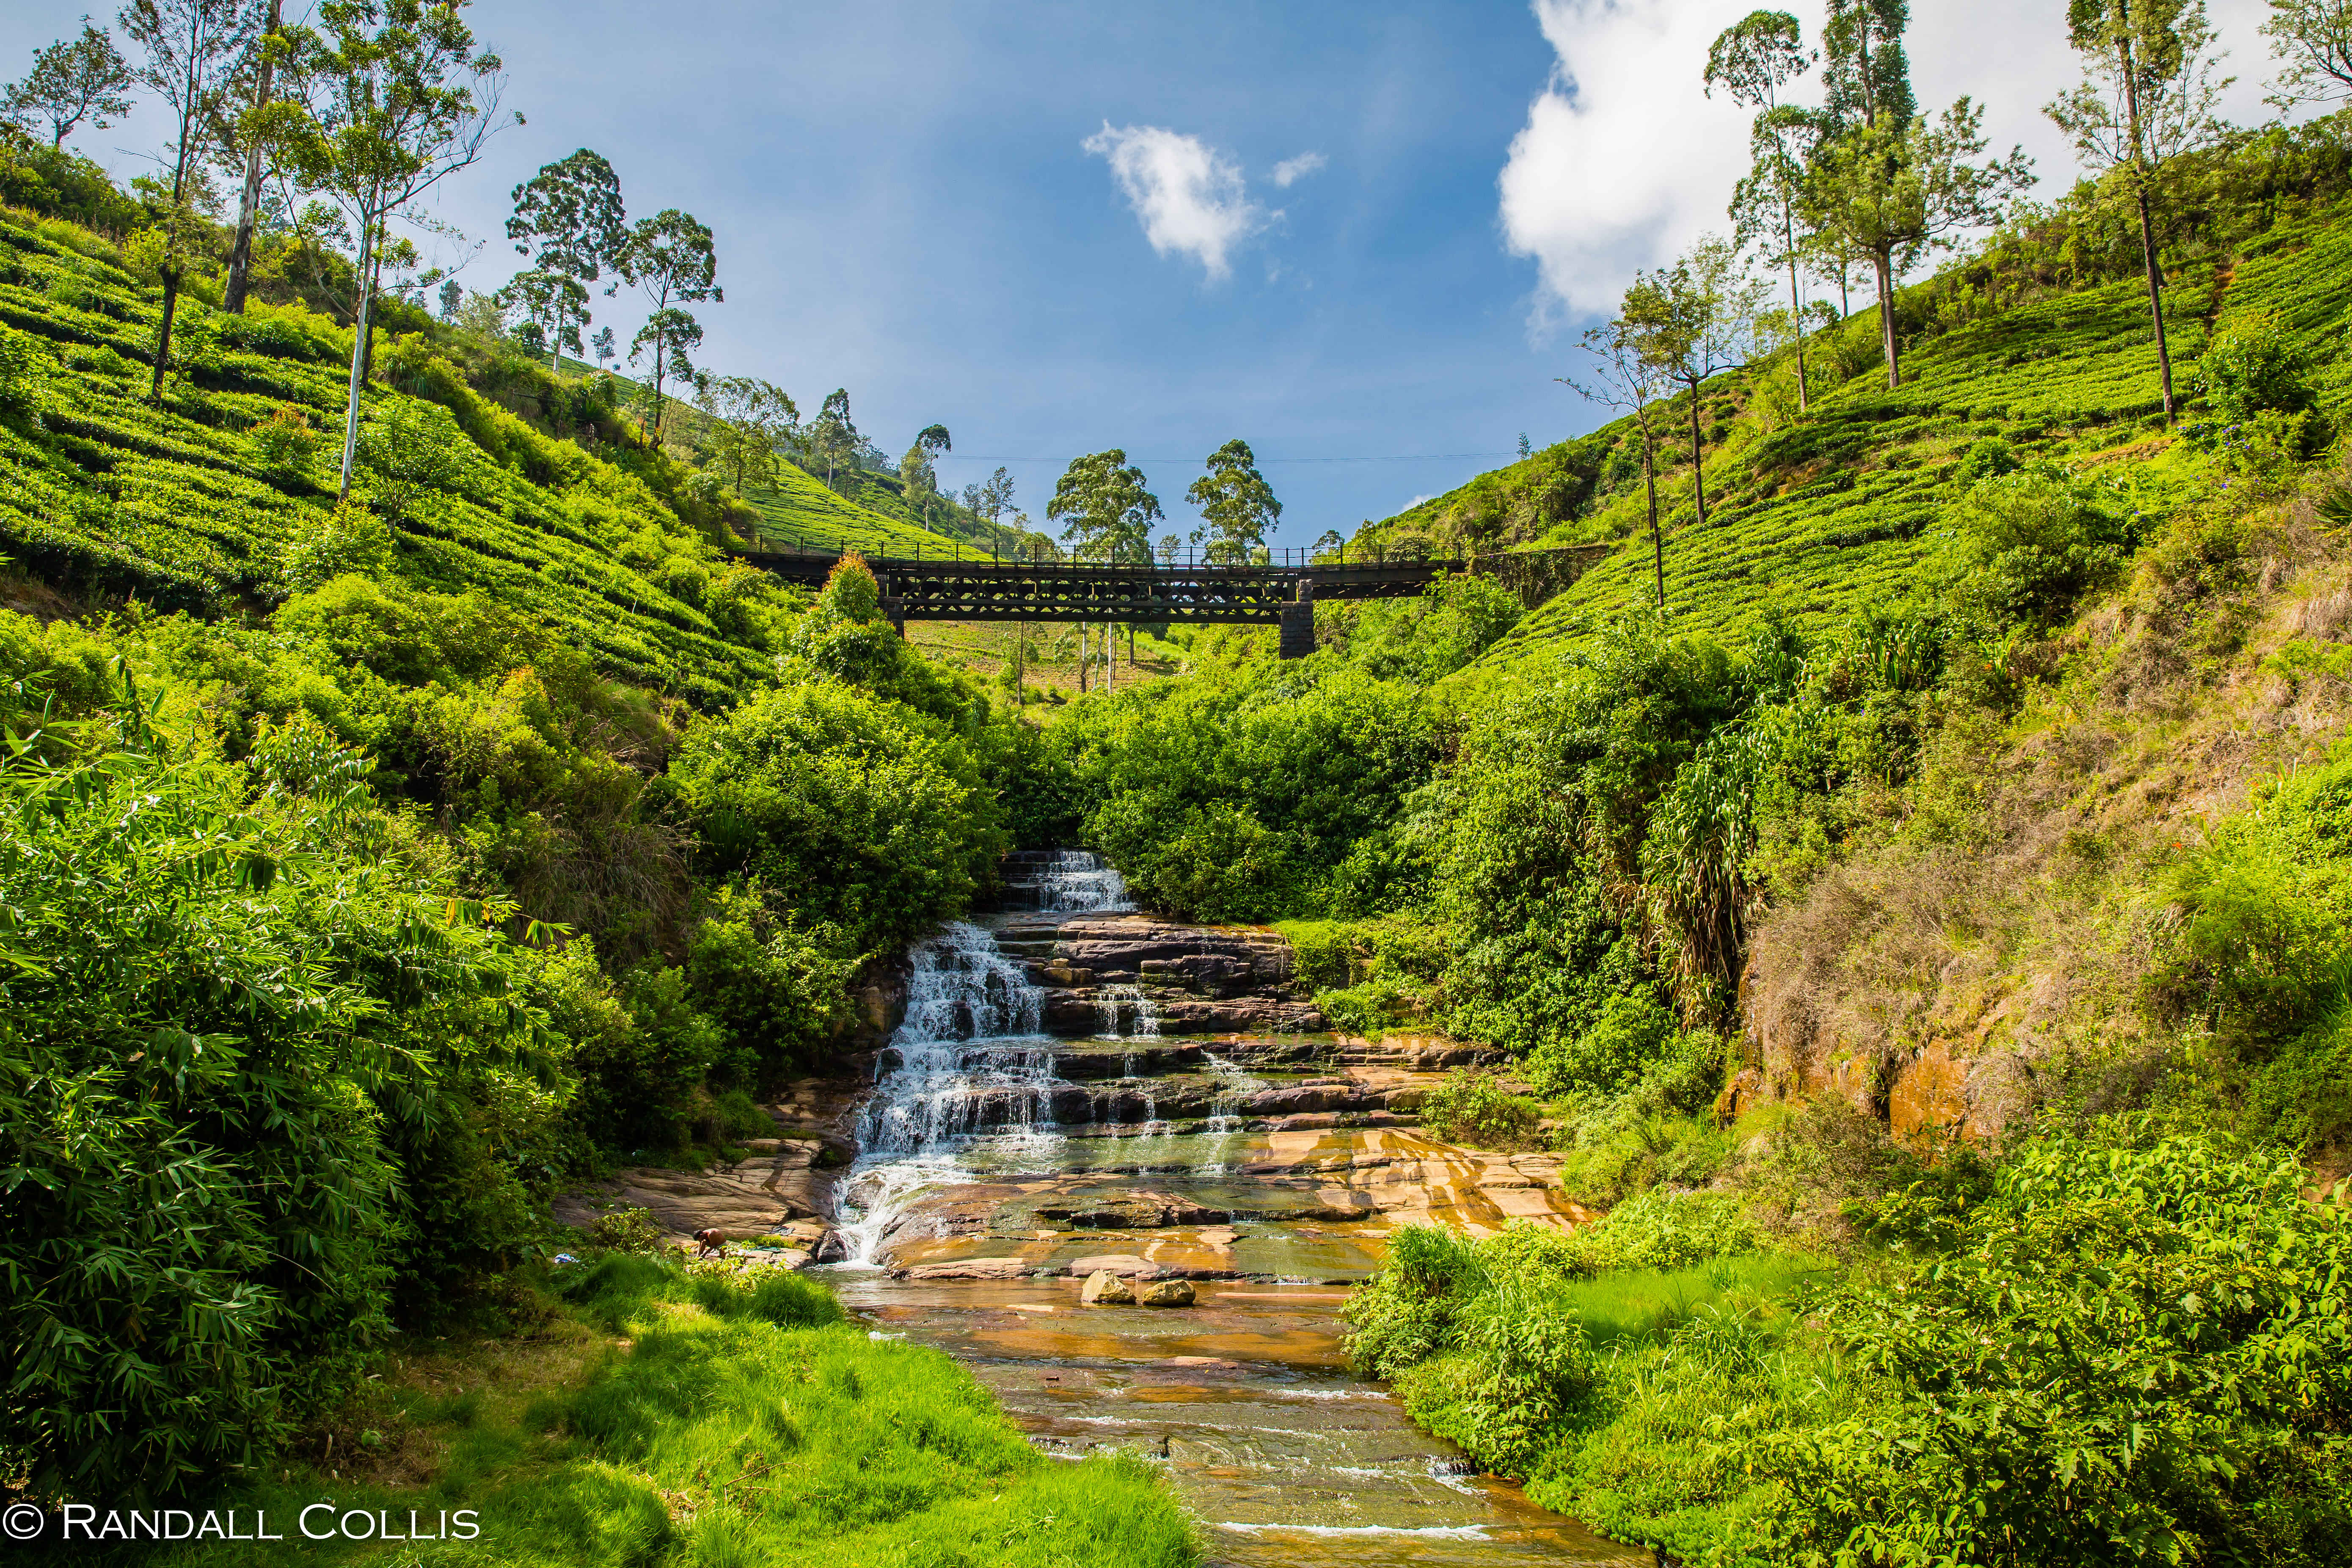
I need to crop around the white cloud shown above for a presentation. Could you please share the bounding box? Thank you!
[1497,0,2283,330]
[1495,0,1757,328]
[1083,122,1263,280]
[1270,151,1328,187]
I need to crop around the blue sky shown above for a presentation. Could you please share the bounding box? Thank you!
[4,0,2290,548]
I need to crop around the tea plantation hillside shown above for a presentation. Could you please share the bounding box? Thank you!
[1353,162,2352,675]
[741,460,988,557]
[0,209,782,705]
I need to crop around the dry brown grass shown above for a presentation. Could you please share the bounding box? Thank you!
[1743,464,2352,1141]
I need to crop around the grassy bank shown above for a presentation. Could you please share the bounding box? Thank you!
[80,1255,1195,1568]
[1344,1129,2352,1566]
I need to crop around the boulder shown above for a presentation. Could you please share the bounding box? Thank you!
[1138,1279,1196,1308]
[1080,1269,1137,1305]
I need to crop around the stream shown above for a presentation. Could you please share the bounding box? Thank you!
[821,853,1646,1568]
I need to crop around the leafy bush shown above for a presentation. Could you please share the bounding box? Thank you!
[249,402,321,481]
[1419,1068,1543,1148]
[274,504,394,598]
[1943,468,2136,627]
[358,398,470,524]
[0,321,50,422]
[1761,1127,2352,1567]
[1524,989,1677,1098]
[0,717,559,1501]
[1571,1188,1757,1272]
[587,1206,666,1255]
[1342,1224,1486,1379]
[672,681,1004,960]
[2197,322,2316,422]
[685,882,856,1076]
[1401,1284,1598,1474]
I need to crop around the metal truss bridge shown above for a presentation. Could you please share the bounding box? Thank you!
[730,538,1608,659]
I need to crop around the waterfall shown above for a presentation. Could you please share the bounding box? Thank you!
[837,922,1063,1266]
[1199,1049,1267,1173]
[1022,849,1133,914]
[1093,983,1160,1040]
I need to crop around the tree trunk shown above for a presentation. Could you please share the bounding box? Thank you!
[1874,246,1901,389]
[650,333,667,441]
[1782,202,1809,414]
[1684,382,1709,529]
[222,0,284,316]
[337,218,377,502]
[2134,181,2176,424]
[1638,406,1664,617]
[2115,25,2176,425]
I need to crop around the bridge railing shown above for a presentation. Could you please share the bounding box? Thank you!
[739,523,1482,573]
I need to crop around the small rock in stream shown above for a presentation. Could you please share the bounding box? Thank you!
[1080,1270,1137,1305]
[1138,1280,1196,1308]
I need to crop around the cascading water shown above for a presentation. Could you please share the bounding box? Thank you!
[835,922,1064,1265]
[1093,983,1160,1040]
[1016,849,1133,914]
[1199,1049,1268,1172]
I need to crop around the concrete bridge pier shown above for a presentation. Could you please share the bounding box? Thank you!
[1278,577,1315,659]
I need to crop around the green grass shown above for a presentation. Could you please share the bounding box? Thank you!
[1391,1251,1845,1564]
[102,1254,1196,1568]
[0,207,773,706]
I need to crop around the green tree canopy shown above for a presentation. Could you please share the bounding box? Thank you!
[1184,438,1281,565]
[1049,448,1162,565]
[3,17,134,147]
[1799,98,2032,389]
[505,146,626,369]
[616,207,719,438]
[272,0,515,496]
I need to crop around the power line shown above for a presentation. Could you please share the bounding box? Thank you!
[931,452,1516,466]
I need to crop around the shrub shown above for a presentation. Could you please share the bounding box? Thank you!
[1405,1284,1600,1474]
[1572,1188,1758,1272]
[0,322,50,423]
[1944,469,2135,627]
[358,398,471,523]
[0,721,557,1501]
[1953,434,2022,481]
[1343,1224,1486,1379]
[2197,322,2316,422]
[685,882,856,1076]
[1420,1068,1543,1148]
[1525,990,1677,1097]
[1761,1127,2352,1567]
[587,1206,666,1255]
[249,403,321,481]
[673,682,1004,960]
[273,501,394,598]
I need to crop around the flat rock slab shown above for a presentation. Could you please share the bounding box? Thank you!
[554,1161,835,1244]
[902,1257,1036,1281]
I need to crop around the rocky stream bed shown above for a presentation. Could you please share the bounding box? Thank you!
[556,851,1643,1566]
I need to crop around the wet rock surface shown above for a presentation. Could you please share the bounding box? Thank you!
[558,854,1635,1561]
[818,863,1636,1564]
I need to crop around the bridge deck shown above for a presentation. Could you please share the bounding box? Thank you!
[726,542,1609,655]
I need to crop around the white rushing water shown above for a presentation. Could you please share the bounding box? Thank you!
[1022,848,1134,913]
[835,921,1065,1266]
[1093,982,1160,1040]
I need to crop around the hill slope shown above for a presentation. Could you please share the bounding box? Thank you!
[1358,162,2352,675]
[0,211,785,703]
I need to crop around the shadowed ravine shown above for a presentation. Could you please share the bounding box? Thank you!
[820,853,1646,1567]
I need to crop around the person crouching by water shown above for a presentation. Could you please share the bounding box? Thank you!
[693,1228,729,1259]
